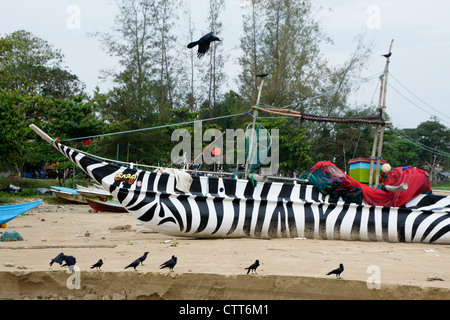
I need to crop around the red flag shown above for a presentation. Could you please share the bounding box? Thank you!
[212,148,221,156]
[83,140,91,146]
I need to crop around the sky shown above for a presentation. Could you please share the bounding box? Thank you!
[1,0,449,129]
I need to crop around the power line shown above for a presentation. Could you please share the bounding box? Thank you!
[390,73,449,120]
[387,83,450,125]
[392,128,450,158]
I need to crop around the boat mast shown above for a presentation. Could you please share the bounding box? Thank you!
[369,39,394,187]
[244,78,265,179]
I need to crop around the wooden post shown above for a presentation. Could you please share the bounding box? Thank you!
[369,39,393,186]
[245,79,265,179]
[375,39,394,185]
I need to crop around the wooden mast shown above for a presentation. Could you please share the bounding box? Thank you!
[245,78,265,179]
[369,39,394,186]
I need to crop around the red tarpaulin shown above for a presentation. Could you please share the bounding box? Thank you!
[300,161,432,207]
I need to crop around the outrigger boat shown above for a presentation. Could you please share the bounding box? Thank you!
[27,44,450,244]
[30,125,450,244]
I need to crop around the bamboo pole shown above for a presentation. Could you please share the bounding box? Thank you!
[375,39,394,185]
[369,74,384,186]
[369,39,394,186]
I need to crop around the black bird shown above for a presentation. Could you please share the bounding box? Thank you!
[49,253,65,267]
[49,252,76,268]
[256,73,269,78]
[160,255,177,272]
[245,260,260,274]
[138,252,149,266]
[125,258,141,271]
[326,263,344,279]
[91,259,103,271]
[382,52,392,58]
[187,32,221,58]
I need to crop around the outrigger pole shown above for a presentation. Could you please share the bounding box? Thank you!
[369,39,394,187]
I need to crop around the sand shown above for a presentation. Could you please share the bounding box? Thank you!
[0,200,449,300]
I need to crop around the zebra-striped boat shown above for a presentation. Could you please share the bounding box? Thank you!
[30,125,450,244]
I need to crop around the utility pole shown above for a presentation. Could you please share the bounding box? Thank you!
[369,39,394,187]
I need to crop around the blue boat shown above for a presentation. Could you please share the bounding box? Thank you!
[0,200,43,225]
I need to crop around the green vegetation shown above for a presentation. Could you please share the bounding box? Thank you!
[0,0,448,186]
[0,177,88,204]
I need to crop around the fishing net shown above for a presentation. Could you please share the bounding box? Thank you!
[300,161,364,204]
[300,161,432,207]
[0,230,24,242]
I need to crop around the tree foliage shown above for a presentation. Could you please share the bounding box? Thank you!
[0,2,448,179]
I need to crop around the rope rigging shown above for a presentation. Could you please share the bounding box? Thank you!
[253,105,391,125]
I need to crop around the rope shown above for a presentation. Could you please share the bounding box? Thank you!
[61,112,251,142]
[254,105,390,125]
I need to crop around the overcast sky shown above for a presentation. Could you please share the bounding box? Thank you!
[1,0,449,129]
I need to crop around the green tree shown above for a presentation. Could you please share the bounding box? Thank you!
[0,30,106,176]
[0,30,85,98]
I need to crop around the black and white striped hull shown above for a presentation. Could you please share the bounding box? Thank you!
[54,141,450,244]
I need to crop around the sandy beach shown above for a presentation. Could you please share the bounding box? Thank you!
[0,199,449,300]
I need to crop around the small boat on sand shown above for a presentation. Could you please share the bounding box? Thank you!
[50,186,87,204]
[76,185,127,213]
[0,200,43,226]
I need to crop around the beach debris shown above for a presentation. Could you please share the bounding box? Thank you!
[160,255,177,272]
[424,249,440,256]
[84,230,92,237]
[3,262,15,267]
[109,225,132,232]
[36,188,52,195]
[326,263,344,279]
[17,265,28,270]
[245,259,260,275]
[0,230,24,242]
[294,237,307,240]
[427,276,445,282]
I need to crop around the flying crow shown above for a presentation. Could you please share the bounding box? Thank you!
[187,32,221,58]
[326,263,344,279]
[245,260,260,274]
[125,258,141,271]
[160,255,177,272]
[91,259,103,271]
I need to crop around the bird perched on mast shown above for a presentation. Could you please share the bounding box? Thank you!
[382,52,392,58]
[187,32,221,58]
